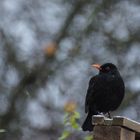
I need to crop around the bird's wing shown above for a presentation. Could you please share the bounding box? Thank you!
[85,76,97,113]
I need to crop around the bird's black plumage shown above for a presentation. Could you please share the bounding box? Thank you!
[82,63,125,131]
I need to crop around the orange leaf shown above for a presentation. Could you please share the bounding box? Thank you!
[43,42,57,57]
[64,101,77,113]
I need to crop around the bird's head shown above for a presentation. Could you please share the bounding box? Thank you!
[92,63,119,75]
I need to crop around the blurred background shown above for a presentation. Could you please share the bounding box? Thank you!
[0,0,140,139]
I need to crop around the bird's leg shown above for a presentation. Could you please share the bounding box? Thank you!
[107,112,111,118]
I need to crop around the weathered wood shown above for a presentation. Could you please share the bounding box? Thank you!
[93,126,135,140]
[113,116,140,133]
[92,115,105,125]
[92,115,113,125]
[113,117,140,140]
[92,115,140,140]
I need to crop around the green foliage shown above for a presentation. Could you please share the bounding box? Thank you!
[59,130,70,140]
[59,110,93,140]
[69,111,80,129]
[84,135,93,140]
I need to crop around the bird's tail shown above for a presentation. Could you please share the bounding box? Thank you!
[82,113,94,131]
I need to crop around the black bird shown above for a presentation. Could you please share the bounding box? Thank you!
[82,63,125,131]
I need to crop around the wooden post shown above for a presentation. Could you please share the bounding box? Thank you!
[92,116,140,140]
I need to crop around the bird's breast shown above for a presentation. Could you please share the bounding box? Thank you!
[94,76,124,112]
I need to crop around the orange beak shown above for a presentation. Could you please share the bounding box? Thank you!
[91,64,101,70]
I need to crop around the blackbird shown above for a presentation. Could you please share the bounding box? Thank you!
[82,63,125,131]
